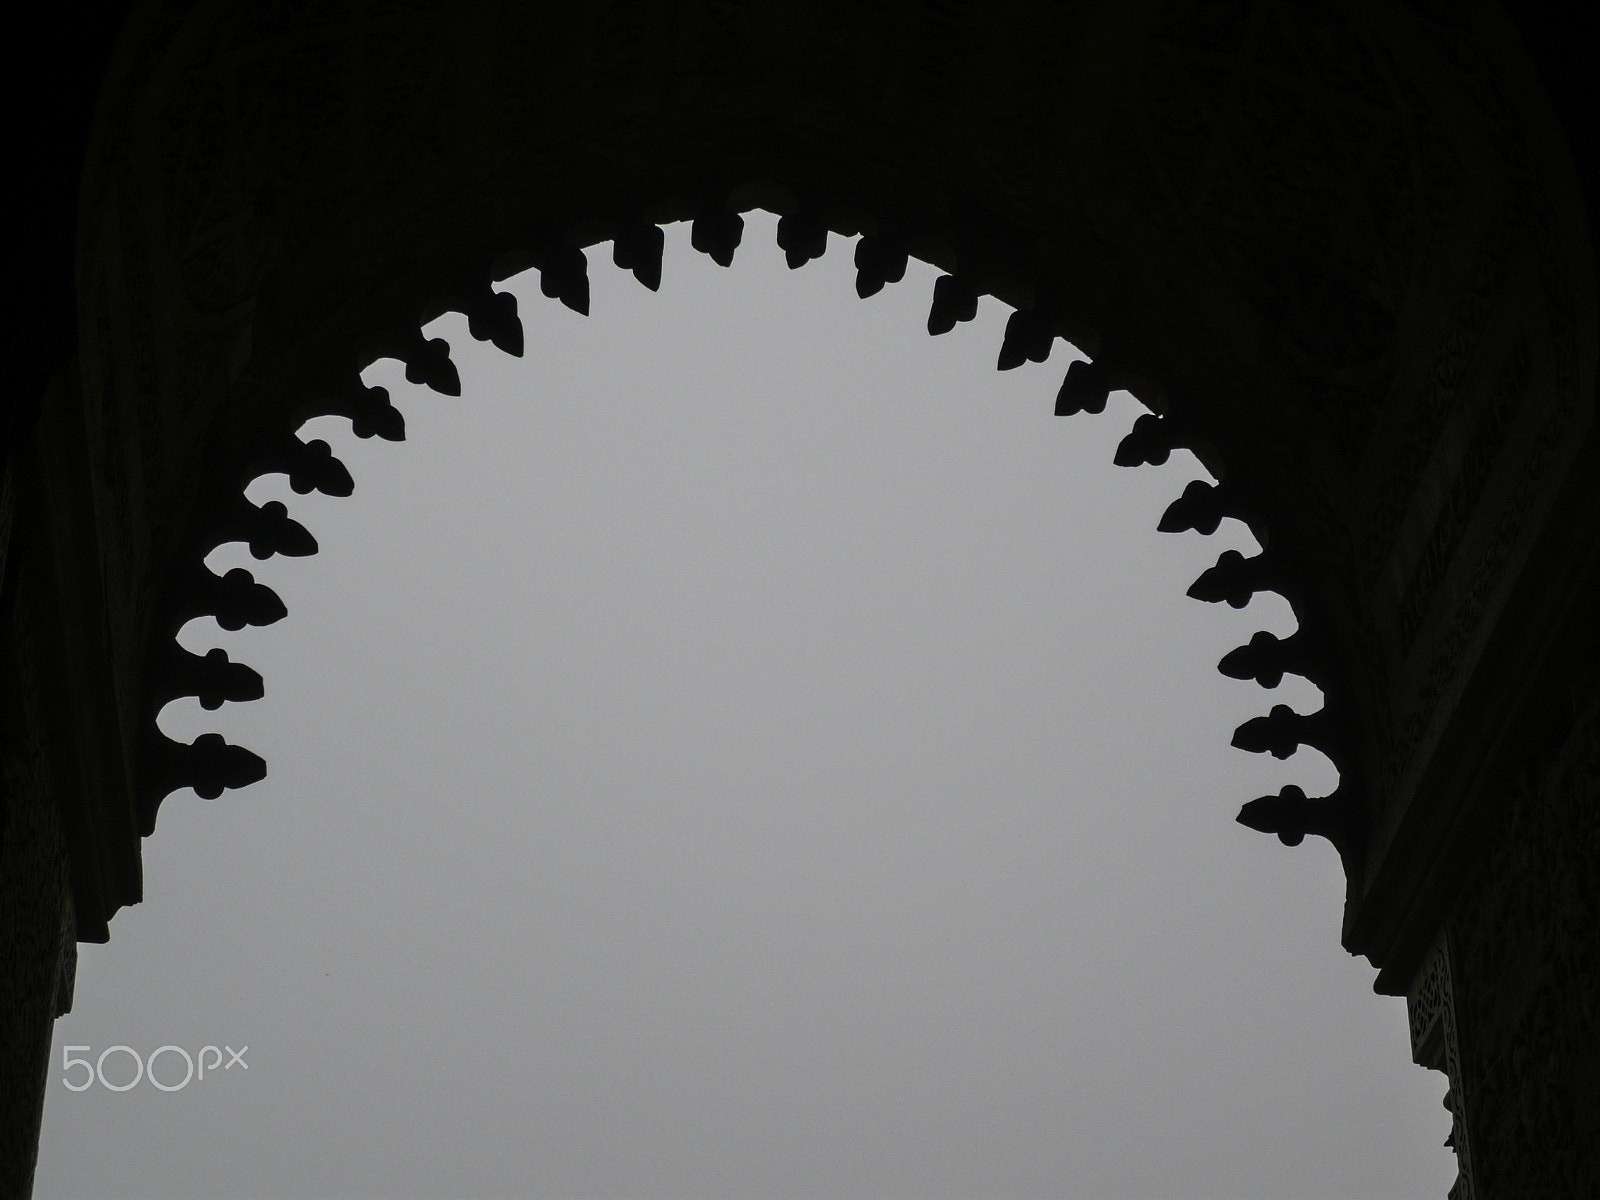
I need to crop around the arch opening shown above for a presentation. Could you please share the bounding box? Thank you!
[136,204,1356,860]
[37,214,1457,1199]
[8,3,1593,1194]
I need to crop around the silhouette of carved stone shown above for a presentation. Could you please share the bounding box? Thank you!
[537,244,590,315]
[3,1,1596,1194]
[397,330,461,396]
[776,211,829,269]
[149,645,264,712]
[1237,783,1354,857]
[141,733,267,820]
[1157,479,1238,537]
[997,310,1055,371]
[167,567,289,636]
[1187,549,1279,609]
[1231,703,1337,762]
[613,222,665,292]
[1054,359,1113,417]
[321,382,407,442]
[1218,629,1322,691]
[212,497,318,561]
[853,234,909,299]
[927,274,979,337]
[691,208,744,268]
[260,436,356,498]
[1113,413,1180,467]
[462,287,524,358]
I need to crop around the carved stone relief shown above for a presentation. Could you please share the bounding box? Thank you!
[1446,693,1600,1198]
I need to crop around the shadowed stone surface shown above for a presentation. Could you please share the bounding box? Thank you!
[2,1,1595,1195]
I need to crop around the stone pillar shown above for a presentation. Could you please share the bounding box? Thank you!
[0,520,79,1199]
[1418,688,1600,1197]
[1408,934,1475,1200]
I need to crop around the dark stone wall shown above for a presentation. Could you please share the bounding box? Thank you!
[1450,684,1600,1197]
[71,3,1593,967]
[0,531,78,1200]
[2,1,1595,1195]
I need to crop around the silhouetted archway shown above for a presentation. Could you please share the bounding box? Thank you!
[4,3,1595,1195]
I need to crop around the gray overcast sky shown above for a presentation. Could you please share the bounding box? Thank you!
[39,214,1452,1200]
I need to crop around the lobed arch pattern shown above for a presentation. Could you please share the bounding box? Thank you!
[138,210,1357,806]
[139,203,1350,836]
[4,0,1597,1194]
